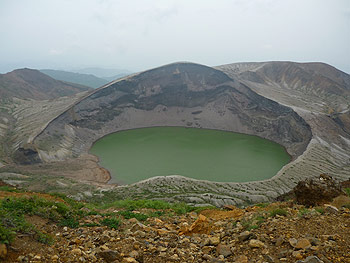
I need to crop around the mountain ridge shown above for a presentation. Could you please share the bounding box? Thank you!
[0,68,91,100]
[40,69,109,89]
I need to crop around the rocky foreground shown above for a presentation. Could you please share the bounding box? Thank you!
[0,176,350,263]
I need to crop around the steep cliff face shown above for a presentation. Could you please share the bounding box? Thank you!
[34,62,311,162]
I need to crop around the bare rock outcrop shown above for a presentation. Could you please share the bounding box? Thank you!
[292,174,344,207]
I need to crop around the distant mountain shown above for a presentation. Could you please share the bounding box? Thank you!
[102,73,131,82]
[71,67,132,79]
[40,69,108,89]
[0,68,91,100]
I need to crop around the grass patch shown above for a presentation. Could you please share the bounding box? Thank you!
[99,199,200,215]
[0,186,22,193]
[269,208,288,217]
[58,217,80,228]
[255,203,269,208]
[118,211,148,221]
[298,208,310,217]
[0,195,84,244]
[101,217,121,229]
[345,188,350,197]
[241,214,265,231]
[315,207,325,214]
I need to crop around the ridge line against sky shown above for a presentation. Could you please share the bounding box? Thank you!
[0,0,349,74]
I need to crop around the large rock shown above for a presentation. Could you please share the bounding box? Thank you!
[293,174,344,206]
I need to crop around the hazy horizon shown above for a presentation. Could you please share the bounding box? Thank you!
[1,0,349,74]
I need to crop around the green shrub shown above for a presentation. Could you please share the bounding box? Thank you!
[59,217,80,228]
[298,208,310,217]
[100,199,197,215]
[269,208,288,217]
[35,231,54,245]
[241,214,265,230]
[255,203,269,208]
[345,188,350,197]
[101,217,121,229]
[0,224,15,244]
[315,207,324,214]
[118,211,148,221]
[148,211,165,217]
[0,186,22,193]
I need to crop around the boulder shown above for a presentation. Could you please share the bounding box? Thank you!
[293,174,344,206]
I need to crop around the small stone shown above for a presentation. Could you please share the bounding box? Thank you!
[275,236,284,246]
[100,234,110,243]
[17,256,26,262]
[309,237,321,246]
[0,244,7,259]
[128,218,139,224]
[233,255,248,263]
[216,243,232,257]
[129,250,139,258]
[238,231,252,242]
[297,255,325,263]
[278,249,289,258]
[324,204,339,214]
[264,255,275,263]
[97,250,119,262]
[295,239,311,250]
[200,237,210,247]
[71,248,82,256]
[134,230,146,238]
[123,257,138,263]
[209,236,220,245]
[292,250,303,260]
[249,239,265,248]
[289,238,298,247]
[100,244,109,250]
[51,255,59,260]
[157,246,167,252]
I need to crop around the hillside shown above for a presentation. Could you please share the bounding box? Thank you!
[0,68,92,166]
[40,69,109,89]
[0,176,349,263]
[217,61,350,113]
[0,68,91,100]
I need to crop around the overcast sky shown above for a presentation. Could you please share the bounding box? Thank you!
[0,0,349,74]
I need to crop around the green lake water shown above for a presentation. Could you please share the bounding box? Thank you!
[90,127,291,184]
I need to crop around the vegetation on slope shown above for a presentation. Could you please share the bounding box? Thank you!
[0,180,349,262]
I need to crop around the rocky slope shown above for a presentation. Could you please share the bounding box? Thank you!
[1,179,350,263]
[0,69,92,165]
